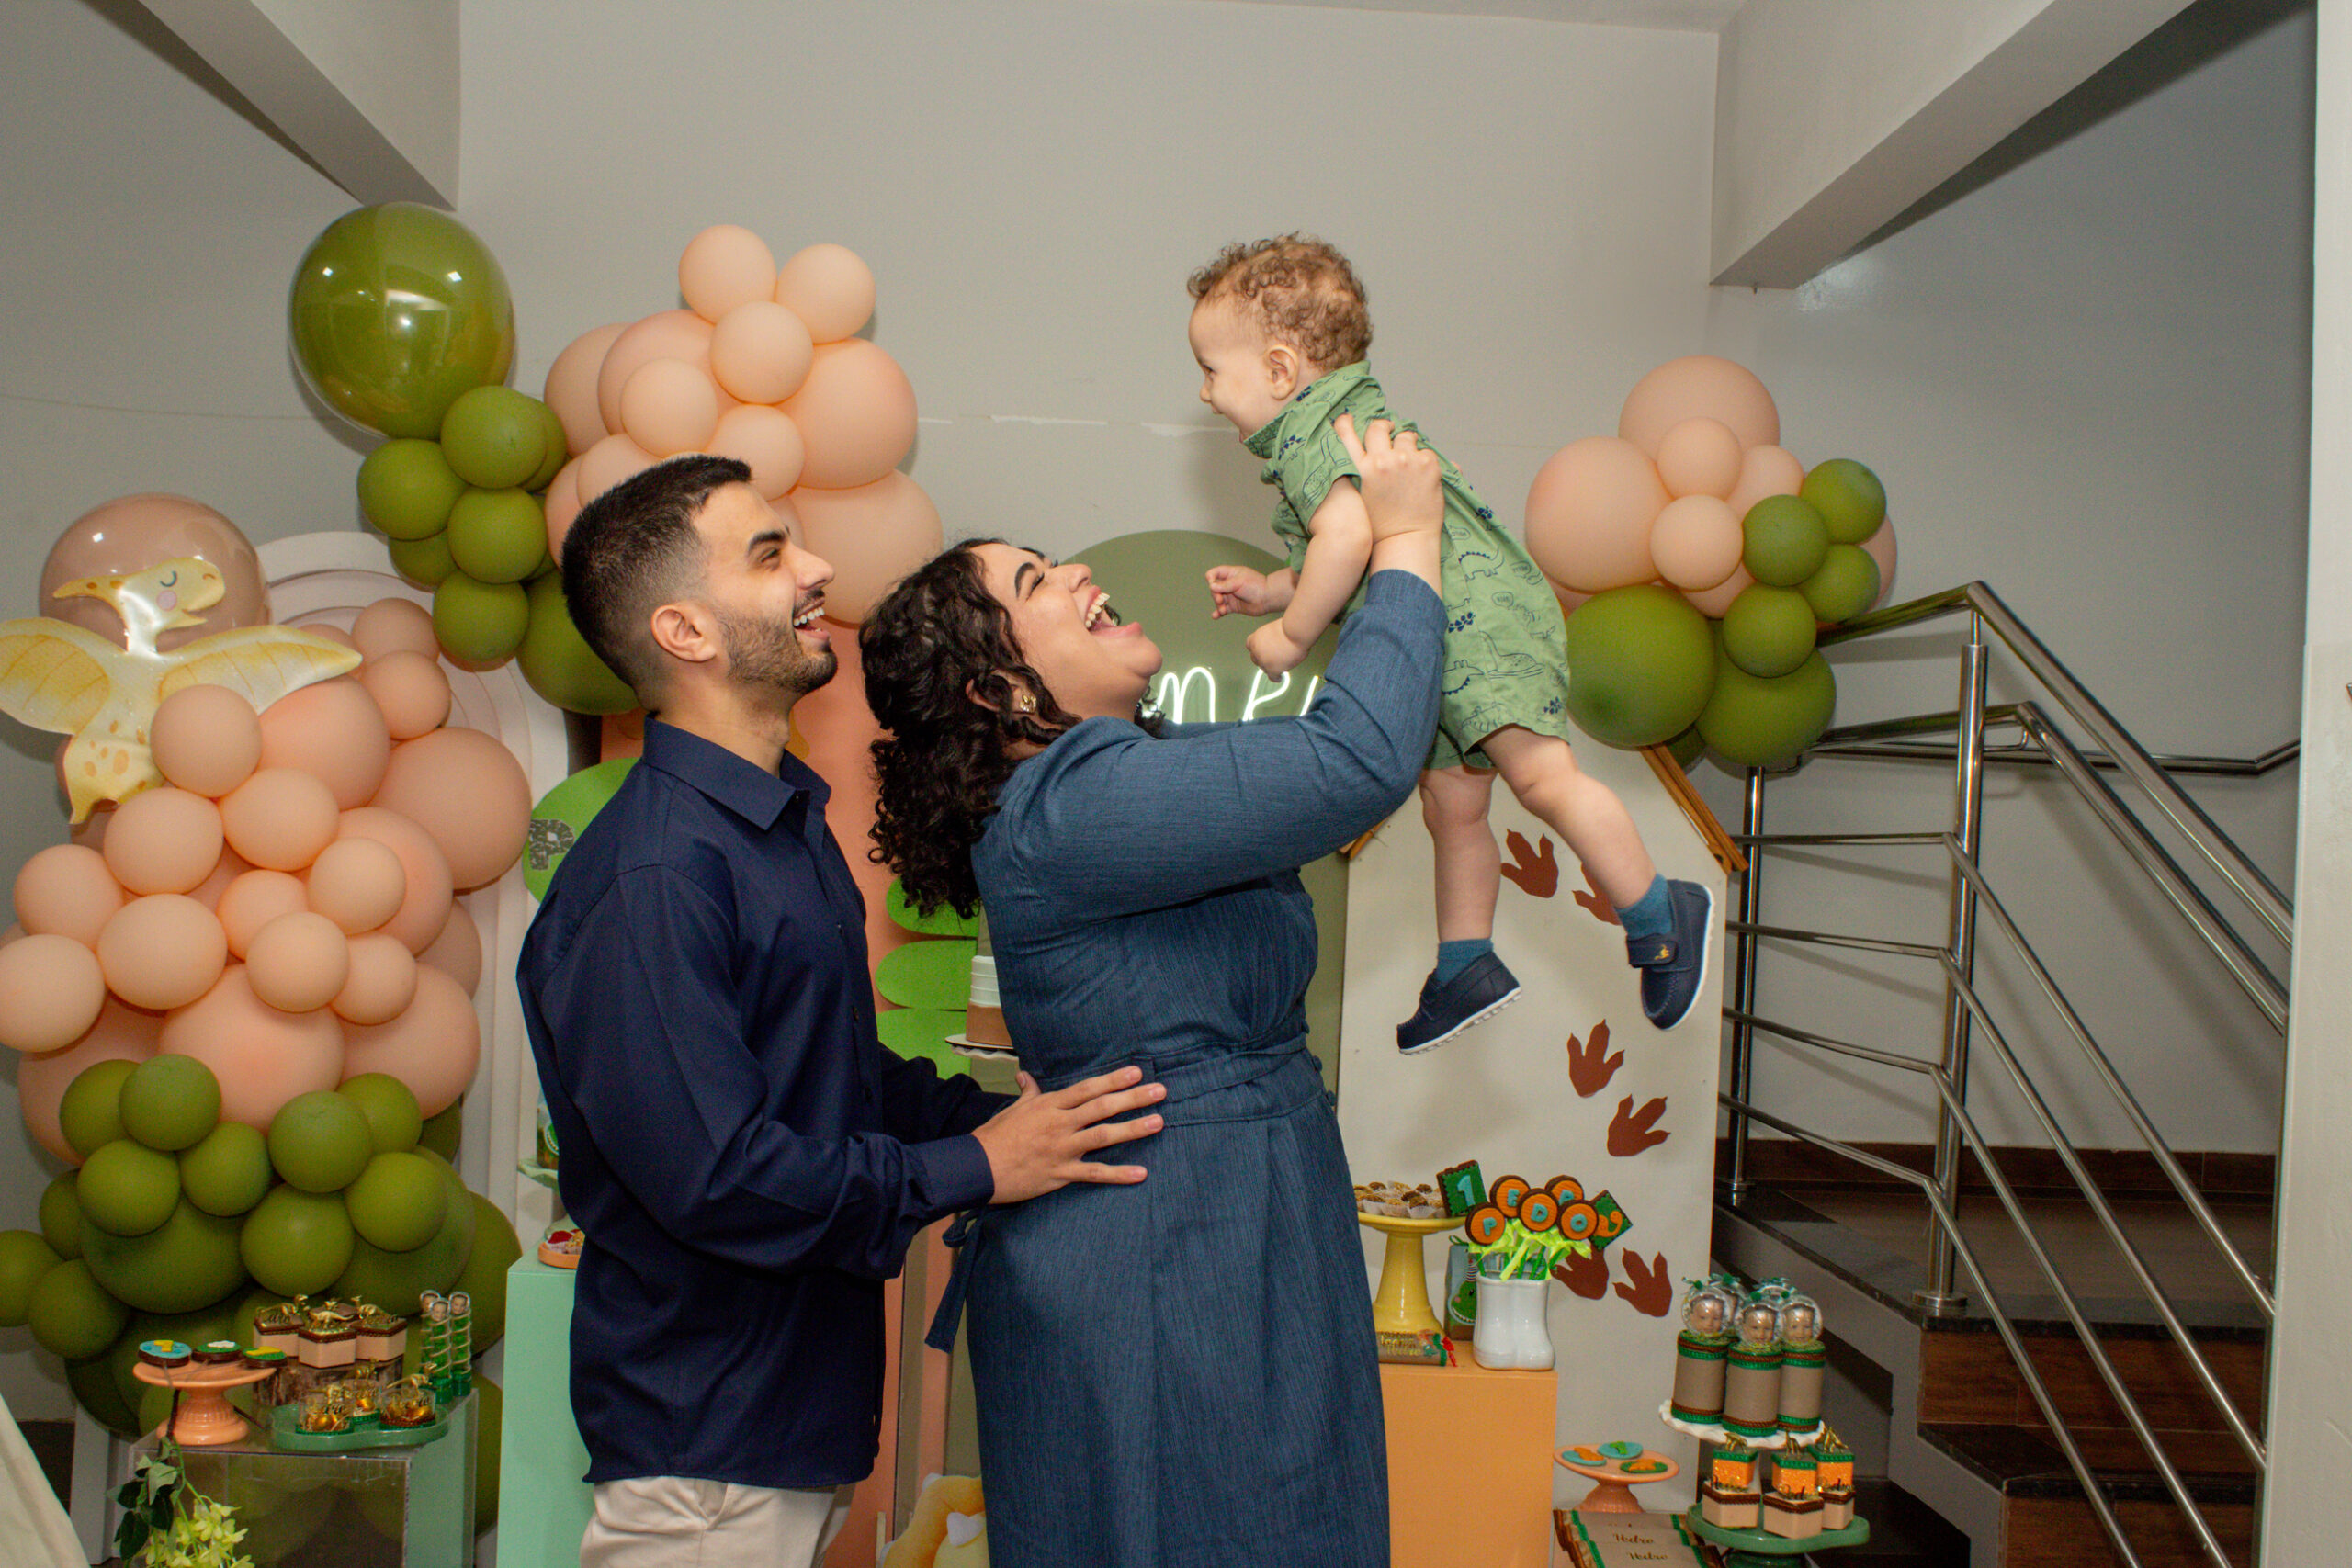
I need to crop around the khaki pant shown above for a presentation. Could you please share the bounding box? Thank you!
[580,1476,854,1568]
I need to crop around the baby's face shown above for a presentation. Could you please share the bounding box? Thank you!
[1188,296,1294,439]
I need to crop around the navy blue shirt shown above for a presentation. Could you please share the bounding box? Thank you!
[518,719,1003,1489]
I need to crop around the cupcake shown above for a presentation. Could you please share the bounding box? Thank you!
[137,1340,191,1371]
[195,1340,243,1367]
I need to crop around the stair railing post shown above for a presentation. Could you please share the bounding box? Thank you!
[1919,617,1988,1315]
[1726,768,1766,1203]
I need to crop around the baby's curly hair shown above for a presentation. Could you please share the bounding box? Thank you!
[1188,233,1372,373]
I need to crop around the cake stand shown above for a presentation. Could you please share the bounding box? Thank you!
[1684,1507,1870,1566]
[132,1361,276,1447]
[1556,1446,1680,1513]
[1355,1213,1456,1337]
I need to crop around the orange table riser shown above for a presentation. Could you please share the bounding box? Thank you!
[1382,1358,1556,1568]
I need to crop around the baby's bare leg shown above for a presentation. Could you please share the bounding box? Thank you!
[1481,726,1657,911]
[1419,765,1500,942]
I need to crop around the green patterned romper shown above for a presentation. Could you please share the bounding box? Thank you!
[1246,363,1574,770]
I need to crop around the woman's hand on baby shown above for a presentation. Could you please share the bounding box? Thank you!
[976,1064,1167,1204]
[1334,414,1442,542]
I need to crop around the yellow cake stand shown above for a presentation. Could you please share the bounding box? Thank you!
[1356,1213,1456,1337]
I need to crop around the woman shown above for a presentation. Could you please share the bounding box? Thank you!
[861,419,1444,1568]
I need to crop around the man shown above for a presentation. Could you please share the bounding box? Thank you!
[521,455,1165,1567]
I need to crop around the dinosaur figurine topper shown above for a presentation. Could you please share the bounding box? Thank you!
[0,556,359,821]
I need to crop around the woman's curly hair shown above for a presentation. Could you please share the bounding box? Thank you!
[861,541,1084,918]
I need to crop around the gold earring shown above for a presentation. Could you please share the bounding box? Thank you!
[1014,691,1036,714]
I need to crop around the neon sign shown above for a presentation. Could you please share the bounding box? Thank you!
[1151,666,1325,725]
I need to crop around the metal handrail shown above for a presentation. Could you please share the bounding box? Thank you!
[1811,703,2301,779]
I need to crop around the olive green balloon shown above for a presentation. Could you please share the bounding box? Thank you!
[0,1231,62,1326]
[1742,495,1831,588]
[1800,543,1882,625]
[439,386,548,491]
[81,1200,246,1314]
[433,571,530,663]
[1666,725,1705,770]
[288,203,515,440]
[357,439,467,540]
[65,1352,141,1438]
[1560,584,1717,748]
[239,1186,355,1297]
[28,1259,130,1359]
[1698,647,1838,767]
[60,1059,136,1161]
[452,1193,521,1350]
[118,1054,221,1153]
[446,488,550,585]
[340,1073,424,1155]
[39,1174,82,1259]
[517,573,637,715]
[179,1122,273,1217]
[388,529,458,587]
[1721,584,1820,680]
[77,1140,182,1236]
[345,1152,449,1253]
[332,1157,474,1312]
[527,401,570,492]
[266,1089,374,1194]
[1799,457,1886,545]
[418,1098,463,1161]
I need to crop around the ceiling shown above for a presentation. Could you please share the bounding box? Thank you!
[1175,0,1744,30]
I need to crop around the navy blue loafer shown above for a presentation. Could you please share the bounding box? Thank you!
[1396,953,1522,1055]
[1630,879,1713,1030]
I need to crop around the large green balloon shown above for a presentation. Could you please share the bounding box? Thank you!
[288,203,515,440]
[1698,647,1838,767]
[267,1090,374,1194]
[179,1122,274,1217]
[332,1159,474,1312]
[240,1186,356,1297]
[1800,543,1881,625]
[1800,457,1886,545]
[441,387,549,491]
[1742,495,1831,588]
[517,574,637,716]
[1721,584,1819,679]
[340,1073,424,1155]
[389,530,459,587]
[1560,585,1716,748]
[418,1098,463,1161]
[60,1059,136,1161]
[452,1193,521,1351]
[28,1259,129,1359]
[81,1201,247,1314]
[0,1231,62,1326]
[39,1174,82,1259]
[77,1140,181,1236]
[345,1152,450,1253]
[118,1054,221,1153]
[433,572,531,663]
[446,488,549,584]
[358,439,468,540]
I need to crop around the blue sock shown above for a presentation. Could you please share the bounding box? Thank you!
[1433,938,1492,985]
[1616,875,1673,944]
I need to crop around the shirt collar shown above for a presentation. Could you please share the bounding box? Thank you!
[1243,361,1376,460]
[639,718,825,832]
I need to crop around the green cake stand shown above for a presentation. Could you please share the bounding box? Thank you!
[1685,1506,1869,1566]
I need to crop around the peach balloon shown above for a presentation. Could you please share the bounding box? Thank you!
[578,433,661,504]
[357,650,453,740]
[160,966,345,1129]
[351,598,439,663]
[245,911,351,1013]
[15,843,124,946]
[543,459,584,558]
[97,894,227,1010]
[783,341,917,491]
[0,934,107,1052]
[1656,418,1744,501]
[419,901,481,997]
[336,808,455,953]
[596,310,716,435]
[102,788,224,896]
[775,243,876,344]
[1725,445,1807,520]
[1522,436,1669,593]
[150,685,262,798]
[40,495,268,654]
[187,845,254,910]
[789,473,944,624]
[545,321,628,457]
[257,677,391,811]
[340,965,480,1117]
[710,300,816,405]
[333,932,418,1026]
[1649,495,1745,592]
[219,767,341,872]
[300,623,358,652]
[306,836,407,934]
[680,225,779,323]
[217,869,309,958]
[707,406,806,500]
[1619,355,1781,458]
[1684,563,1758,619]
[17,998,161,1162]
[619,359,723,457]
[370,728,532,891]
[1860,516,1898,610]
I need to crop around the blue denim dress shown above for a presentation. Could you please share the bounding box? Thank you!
[956,572,1443,1568]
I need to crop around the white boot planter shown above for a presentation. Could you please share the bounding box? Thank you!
[1472,1276,1555,1371]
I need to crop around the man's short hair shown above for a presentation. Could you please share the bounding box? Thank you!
[560,455,751,705]
[1187,233,1372,373]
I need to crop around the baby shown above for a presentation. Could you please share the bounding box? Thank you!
[1191,235,1710,1049]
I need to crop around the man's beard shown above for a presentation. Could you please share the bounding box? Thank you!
[718,604,837,699]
